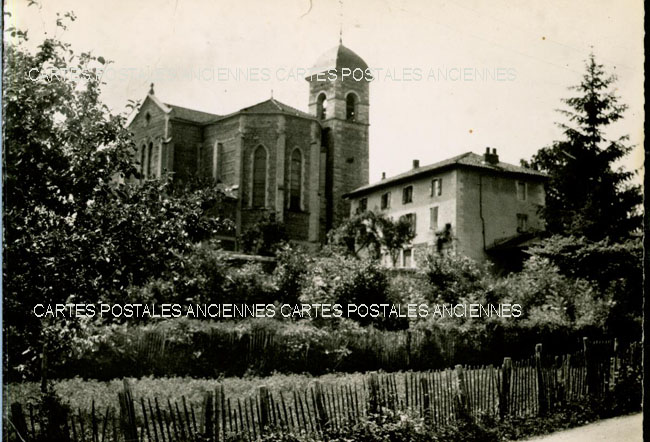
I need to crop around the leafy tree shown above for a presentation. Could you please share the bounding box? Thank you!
[328,211,415,264]
[526,235,642,340]
[530,54,641,240]
[2,16,229,379]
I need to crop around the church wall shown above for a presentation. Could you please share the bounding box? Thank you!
[326,119,369,227]
[169,120,203,181]
[128,98,167,180]
[204,119,240,186]
[283,116,317,241]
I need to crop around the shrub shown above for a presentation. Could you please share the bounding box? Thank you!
[419,251,488,304]
[273,245,313,305]
[241,216,289,256]
[299,254,404,329]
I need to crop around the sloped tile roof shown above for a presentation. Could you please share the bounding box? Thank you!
[228,98,316,120]
[345,152,547,197]
[165,104,221,123]
[162,98,316,125]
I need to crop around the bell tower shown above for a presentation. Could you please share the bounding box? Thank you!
[306,43,370,231]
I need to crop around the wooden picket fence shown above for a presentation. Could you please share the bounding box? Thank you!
[7,338,640,442]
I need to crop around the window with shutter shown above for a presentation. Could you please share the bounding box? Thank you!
[402,186,413,204]
[430,206,439,231]
[431,178,442,196]
[516,181,527,201]
[381,192,391,209]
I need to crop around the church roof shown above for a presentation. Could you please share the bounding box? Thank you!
[156,98,316,125]
[345,152,548,197]
[309,43,369,76]
[236,98,315,119]
[165,103,221,123]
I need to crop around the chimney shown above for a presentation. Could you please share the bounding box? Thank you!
[484,147,499,165]
[381,172,386,180]
[413,159,420,169]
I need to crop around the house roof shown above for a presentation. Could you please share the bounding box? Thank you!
[345,152,548,198]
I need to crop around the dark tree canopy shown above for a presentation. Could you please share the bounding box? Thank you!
[530,54,641,241]
[2,17,230,379]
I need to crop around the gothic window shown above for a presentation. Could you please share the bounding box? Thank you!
[140,144,147,178]
[147,142,154,178]
[289,149,303,210]
[346,93,358,121]
[317,93,328,120]
[213,142,223,181]
[197,144,204,173]
[252,145,267,208]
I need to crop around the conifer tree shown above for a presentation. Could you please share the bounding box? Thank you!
[531,54,641,240]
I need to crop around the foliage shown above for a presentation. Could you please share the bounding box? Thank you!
[2,17,230,379]
[526,235,642,339]
[500,257,604,330]
[419,251,488,304]
[298,254,405,329]
[529,54,641,240]
[272,245,313,305]
[240,215,289,256]
[327,211,415,264]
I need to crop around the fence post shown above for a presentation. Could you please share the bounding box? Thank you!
[583,337,597,396]
[453,364,469,420]
[202,391,214,441]
[215,385,222,441]
[499,357,512,419]
[420,377,431,424]
[535,343,547,415]
[313,381,329,432]
[406,330,412,368]
[118,379,138,442]
[9,403,29,440]
[259,386,270,434]
[368,373,380,415]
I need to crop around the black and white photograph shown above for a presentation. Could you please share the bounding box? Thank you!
[0,0,645,440]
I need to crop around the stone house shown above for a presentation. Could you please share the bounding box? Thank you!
[344,149,548,267]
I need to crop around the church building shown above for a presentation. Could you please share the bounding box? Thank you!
[129,42,546,265]
[128,44,371,249]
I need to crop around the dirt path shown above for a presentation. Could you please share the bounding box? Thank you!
[521,413,642,441]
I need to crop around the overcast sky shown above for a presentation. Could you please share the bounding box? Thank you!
[7,0,644,183]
